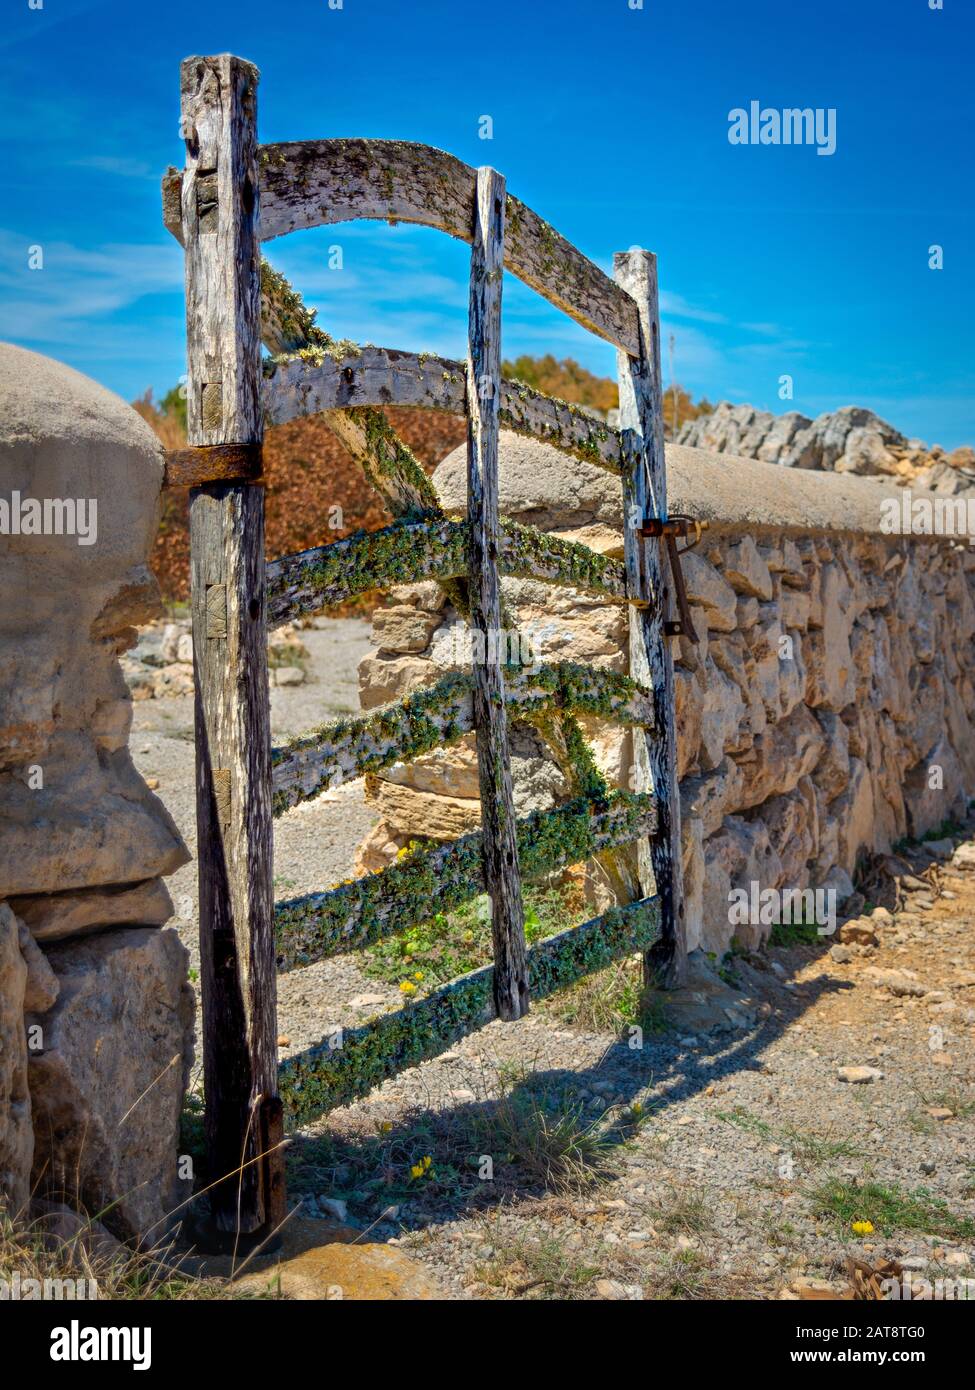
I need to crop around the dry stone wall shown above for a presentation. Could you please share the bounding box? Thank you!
[0,343,193,1240]
[356,434,975,960]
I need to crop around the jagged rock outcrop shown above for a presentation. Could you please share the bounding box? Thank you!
[677,401,975,495]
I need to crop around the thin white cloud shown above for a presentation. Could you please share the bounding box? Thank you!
[71,155,157,180]
[0,229,182,348]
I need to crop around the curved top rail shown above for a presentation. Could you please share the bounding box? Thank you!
[257,138,641,356]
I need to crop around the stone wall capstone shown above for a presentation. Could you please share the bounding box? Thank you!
[355,434,975,960]
[0,342,193,1239]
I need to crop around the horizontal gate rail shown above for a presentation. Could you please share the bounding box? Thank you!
[255,139,641,355]
[279,897,660,1123]
[169,54,685,1201]
[274,791,657,971]
[271,662,655,815]
[266,515,627,627]
[262,345,626,473]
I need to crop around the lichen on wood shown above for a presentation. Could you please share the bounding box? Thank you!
[266,515,625,628]
[274,791,656,971]
[262,343,625,473]
[271,661,654,816]
[277,897,661,1123]
[255,137,642,355]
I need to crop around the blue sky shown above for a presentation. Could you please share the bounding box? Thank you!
[0,0,971,445]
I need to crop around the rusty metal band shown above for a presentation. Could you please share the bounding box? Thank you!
[164,442,264,488]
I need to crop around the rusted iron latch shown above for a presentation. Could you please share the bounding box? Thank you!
[637,513,709,643]
[164,442,264,489]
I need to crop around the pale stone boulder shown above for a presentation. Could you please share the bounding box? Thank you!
[0,343,189,900]
[433,431,622,532]
[28,927,194,1244]
[9,877,174,944]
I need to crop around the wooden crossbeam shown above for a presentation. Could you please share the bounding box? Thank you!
[270,661,655,816]
[261,345,625,473]
[274,792,656,971]
[278,897,661,1124]
[254,139,641,355]
[266,516,626,627]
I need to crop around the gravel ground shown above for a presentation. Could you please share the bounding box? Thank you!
[133,617,975,1301]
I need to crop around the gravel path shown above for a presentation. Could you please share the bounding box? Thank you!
[133,618,975,1301]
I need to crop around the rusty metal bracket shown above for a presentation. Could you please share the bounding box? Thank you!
[637,513,707,554]
[164,442,264,489]
[638,514,710,644]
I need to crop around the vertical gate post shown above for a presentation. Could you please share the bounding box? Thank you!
[467,167,529,1021]
[180,54,284,1241]
[614,249,688,989]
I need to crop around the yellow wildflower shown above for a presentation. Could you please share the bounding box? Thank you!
[399,980,416,995]
[851,1220,874,1236]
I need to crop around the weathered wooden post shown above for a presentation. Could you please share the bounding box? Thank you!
[615,249,687,988]
[180,53,284,1243]
[467,167,530,1020]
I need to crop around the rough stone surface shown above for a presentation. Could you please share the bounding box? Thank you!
[0,904,31,1214]
[0,342,189,902]
[355,432,975,957]
[0,345,193,1245]
[678,400,975,496]
[10,878,174,944]
[28,927,194,1243]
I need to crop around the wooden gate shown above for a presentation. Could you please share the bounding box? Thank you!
[163,53,687,1243]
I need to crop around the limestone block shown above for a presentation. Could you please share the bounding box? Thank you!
[698,659,748,770]
[28,927,194,1243]
[680,758,745,837]
[904,738,966,838]
[780,585,811,631]
[371,605,441,654]
[904,668,946,765]
[370,781,482,841]
[736,704,825,810]
[357,653,438,710]
[9,877,174,944]
[674,666,703,778]
[813,710,851,799]
[681,552,738,632]
[804,563,855,711]
[16,916,58,1012]
[720,535,773,600]
[832,758,876,874]
[777,631,806,720]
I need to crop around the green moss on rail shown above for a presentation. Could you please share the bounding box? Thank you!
[278,898,660,1124]
[271,661,651,816]
[274,792,655,970]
